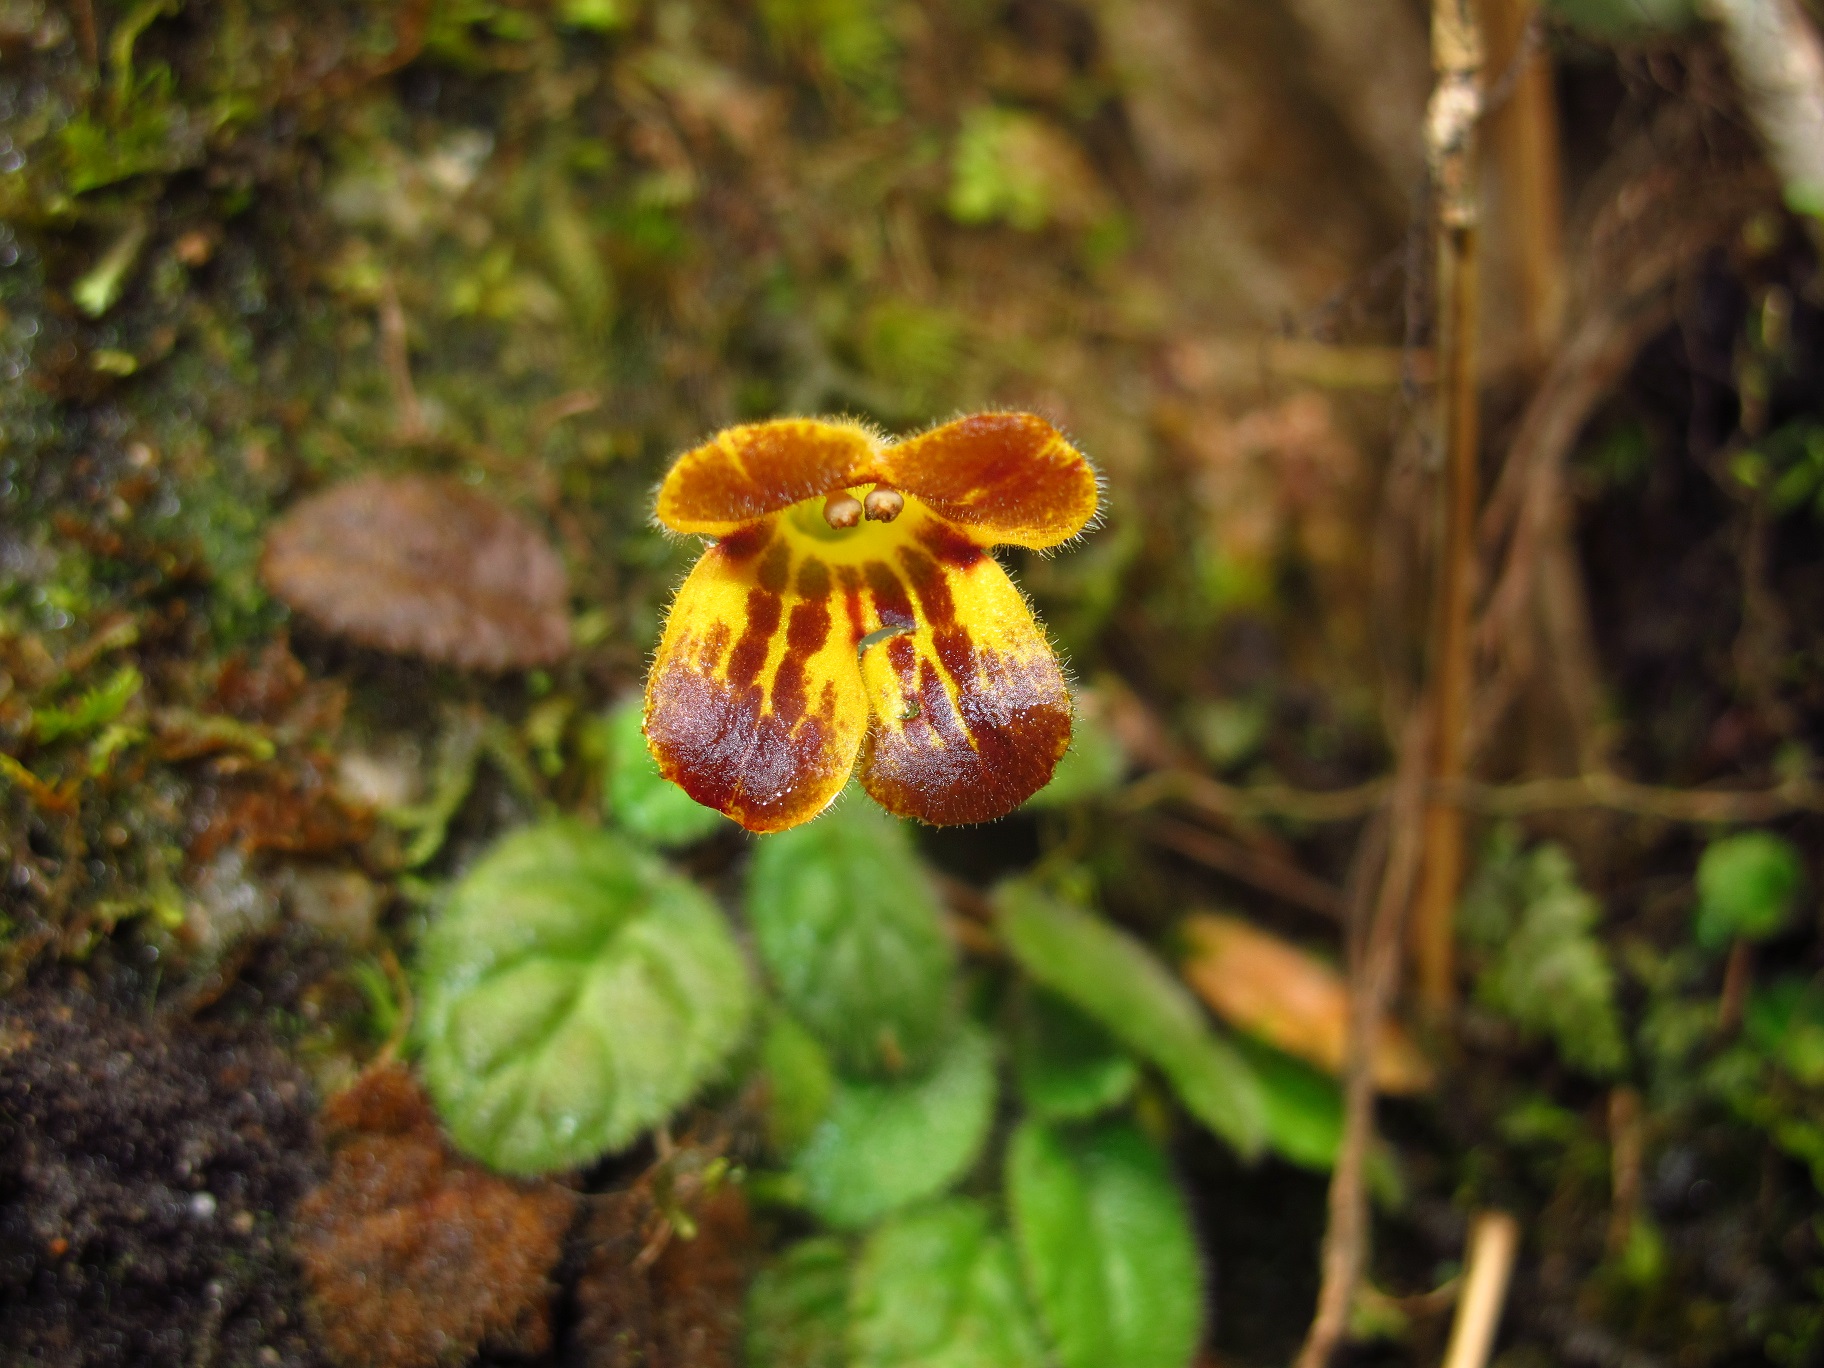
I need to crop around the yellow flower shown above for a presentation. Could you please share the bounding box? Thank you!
[643,413,1099,833]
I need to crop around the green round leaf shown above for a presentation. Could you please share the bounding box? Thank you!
[416,819,753,1174]
[1695,831,1804,950]
[1015,987,1138,1121]
[794,1022,997,1229]
[1007,1119,1204,1368]
[746,1237,853,1368]
[996,882,1265,1157]
[850,1200,1046,1368]
[601,696,732,847]
[748,800,956,1078]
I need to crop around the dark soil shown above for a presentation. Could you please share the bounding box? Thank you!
[0,987,322,1368]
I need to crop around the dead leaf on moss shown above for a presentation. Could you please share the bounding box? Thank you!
[574,1145,756,1368]
[1179,912,1434,1095]
[293,1065,578,1368]
[261,475,571,672]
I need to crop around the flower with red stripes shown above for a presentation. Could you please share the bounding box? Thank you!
[643,413,1099,833]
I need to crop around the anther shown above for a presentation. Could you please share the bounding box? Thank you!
[863,487,904,523]
[823,492,863,529]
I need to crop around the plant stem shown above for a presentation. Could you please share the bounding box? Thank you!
[1415,0,1485,1014]
[1481,0,1564,371]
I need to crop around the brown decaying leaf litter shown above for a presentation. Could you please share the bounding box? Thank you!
[260,476,572,672]
[292,1065,578,1368]
[573,1161,756,1368]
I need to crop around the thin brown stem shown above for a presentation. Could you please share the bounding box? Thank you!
[1606,1087,1643,1257]
[1719,938,1753,1034]
[1481,0,1564,372]
[1414,0,1486,1015]
[73,0,99,71]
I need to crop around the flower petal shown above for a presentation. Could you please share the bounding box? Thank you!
[876,413,1098,549]
[654,419,881,536]
[855,514,1073,824]
[644,520,870,833]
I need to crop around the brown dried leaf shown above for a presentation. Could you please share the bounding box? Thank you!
[261,475,571,671]
[294,1065,578,1368]
[1178,912,1433,1095]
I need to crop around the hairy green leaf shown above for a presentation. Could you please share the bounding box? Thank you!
[1695,831,1803,950]
[849,1200,1046,1368]
[794,1023,996,1229]
[996,882,1265,1156]
[1007,1119,1203,1368]
[416,820,752,1174]
[746,1237,852,1368]
[749,800,956,1078]
[1014,987,1138,1121]
[599,697,731,848]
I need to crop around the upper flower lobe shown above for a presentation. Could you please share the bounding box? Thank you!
[643,413,1098,833]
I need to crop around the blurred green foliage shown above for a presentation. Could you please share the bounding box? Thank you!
[746,1237,853,1368]
[1013,987,1140,1121]
[1711,978,1824,1193]
[1731,420,1824,520]
[1461,827,1627,1076]
[849,1200,1047,1368]
[1694,831,1804,950]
